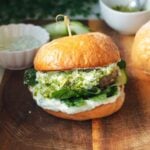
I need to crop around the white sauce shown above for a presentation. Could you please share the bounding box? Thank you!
[31,87,121,114]
[0,35,41,51]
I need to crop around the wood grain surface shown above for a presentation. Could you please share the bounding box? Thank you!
[0,20,150,150]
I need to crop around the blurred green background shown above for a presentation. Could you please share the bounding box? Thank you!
[0,0,99,24]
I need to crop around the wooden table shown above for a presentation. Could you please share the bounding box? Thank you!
[0,20,150,150]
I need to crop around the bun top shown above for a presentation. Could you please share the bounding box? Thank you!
[131,21,150,74]
[34,32,120,71]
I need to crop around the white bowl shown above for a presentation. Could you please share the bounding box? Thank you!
[0,24,49,70]
[100,0,150,34]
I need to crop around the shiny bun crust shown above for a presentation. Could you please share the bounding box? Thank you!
[44,86,125,121]
[131,21,150,74]
[34,32,120,71]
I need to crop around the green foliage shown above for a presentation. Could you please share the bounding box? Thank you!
[117,60,126,69]
[24,67,118,107]
[104,86,117,97]
[59,86,117,107]
[52,87,101,100]
[24,68,37,86]
[0,0,98,24]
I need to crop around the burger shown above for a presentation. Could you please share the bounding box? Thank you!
[24,32,127,120]
[131,21,150,79]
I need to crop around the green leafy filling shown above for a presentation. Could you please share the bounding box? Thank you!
[117,59,126,69]
[59,86,118,107]
[24,61,123,107]
[52,87,101,100]
[24,69,37,86]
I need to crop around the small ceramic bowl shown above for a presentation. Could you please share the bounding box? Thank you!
[100,0,150,34]
[0,24,49,70]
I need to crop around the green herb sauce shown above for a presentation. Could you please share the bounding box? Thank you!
[112,5,143,12]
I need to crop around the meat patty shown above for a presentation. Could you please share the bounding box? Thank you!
[99,70,118,88]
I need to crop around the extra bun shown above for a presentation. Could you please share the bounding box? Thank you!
[131,21,150,75]
[44,86,125,121]
[34,32,120,71]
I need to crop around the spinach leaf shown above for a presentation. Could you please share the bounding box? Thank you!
[92,93,107,101]
[117,60,126,69]
[51,87,101,100]
[79,87,101,98]
[24,69,37,86]
[52,87,80,100]
[52,85,118,107]
[62,98,86,107]
[103,86,118,97]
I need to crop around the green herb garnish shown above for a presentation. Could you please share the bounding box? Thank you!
[117,60,126,69]
[24,69,37,86]
[112,5,143,12]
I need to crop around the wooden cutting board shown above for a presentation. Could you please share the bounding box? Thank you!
[0,20,150,150]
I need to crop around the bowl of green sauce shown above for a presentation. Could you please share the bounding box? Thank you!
[99,0,150,34]
[0,24,49,70]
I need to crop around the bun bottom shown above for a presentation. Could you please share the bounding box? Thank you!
[44,87,125,121]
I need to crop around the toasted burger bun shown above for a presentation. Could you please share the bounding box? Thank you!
[131,21,150,75]
[44,86,125,121]
[34,32,120,71]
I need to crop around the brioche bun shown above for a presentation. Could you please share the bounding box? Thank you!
[131,21,150,76]
[34,32,120,71]
[44,86,125,121]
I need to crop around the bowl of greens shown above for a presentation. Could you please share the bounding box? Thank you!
[99,0,150,34]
